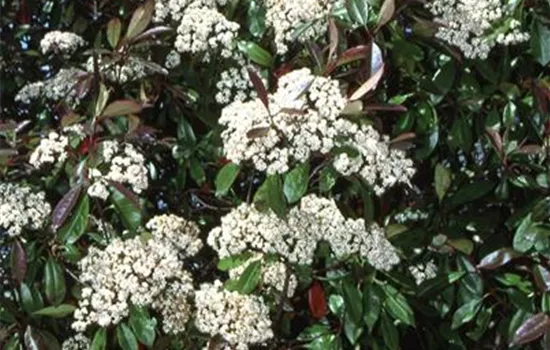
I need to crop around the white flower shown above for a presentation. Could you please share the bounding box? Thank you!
[61,333,90,350]
[265,0,335,55]
[174,7,239,62]
[87,141,149,199]
[208,194,400,270]
[220,68,415,193]
[15,68,84,105]
[0,183,51,237]
[426,0,529,59]
[85,56,167,83]
[29,132,69,169]
[409,260,438,285]
[195,280,274,349]
[146,214,203,256]
[165,50,182,69]
[40,31,85,55]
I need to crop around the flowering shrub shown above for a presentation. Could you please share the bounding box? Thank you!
[1,0,550,349]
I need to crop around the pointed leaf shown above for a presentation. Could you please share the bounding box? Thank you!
[32,304,75,318]
[101,100,142,118]
[129,306,156,347]
[283,163,309,204]
[91,328,106,350]
[309,281,328,319]
[43,257,66,306]
[349,64,384,101]
[215,163,240,197]
[477,248,520,270]
[126,0,154,40]
[116,323,138,350]
[107,18,122,48]
[248,69,269,111]
[236,260,262,294]
[51,184,82,231]
[58,195,89,244]
[511,313,550,346]
[11,240,26,285]
[377,0,395,29]
[109,184,142,232]
[451,298,483,329]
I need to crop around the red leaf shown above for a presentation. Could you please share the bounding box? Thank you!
[78,136,96,156]
[248,69,269,111]
[273,63,293,80]
[326,45,370,75]
[51,184,83,231]
[511,313,550,346]
[11,240,27,285]
[17,0,30,24]
[106,180,141,209]
[308,281,327,319]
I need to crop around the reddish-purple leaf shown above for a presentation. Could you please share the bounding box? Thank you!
[129,26,173,43]
[349,64,385,101]
[485,129,503,158]
[477,248,520,270]
[308,281,327,319]
[248,69,269,111]
[107,180,141,209]
[101,100,143,118]
[246,127,271,139]
[51,184,83,231]
[511,313,550,346]
[518,144,543,154]
[326,45,370,74]
[11,240,27,285]
[328,18,338,62]
[534,265,550,292]
[390,132,416,144]
[364,104,407,112]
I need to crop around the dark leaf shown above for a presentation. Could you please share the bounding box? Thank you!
[43,257,66,306]
[309,281,328,319]
[58,195,89,244]
[451,298,483,329]
[51,184,82,231]
[90,328,106,350]
[33,304,75,318]
[342,280,363,325]
[349,64,384,101]
[477,248,520,270]
[511,313,550,346]
[11,240,26,285]
[101,100,142,118]
[125,0,154,40]
[248,69,269,111]
[129,306,156,347]
[382,284,415,326]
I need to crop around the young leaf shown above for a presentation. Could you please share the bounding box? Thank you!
[215,162,240,197]
[477,248,520,270]
[349,64,384,101]
[106,18,122,48]
[101,100,142,118]
[511,313,550,346]
[451,298,482,329]
[248,68,269,111]
[11,240,26,285]
[237,41,273,67]
[217,252,253,271]
[51,184,82,231]
[309,281,328,319]
[125,0,154,40]
[43,257,66,306]
[376,0,395,29]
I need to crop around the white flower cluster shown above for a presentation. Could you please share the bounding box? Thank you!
[86,56,168,84]
[72,214,201,332]
[165,49,182,69]
[194,280,274,350]
[0,183,51,237]
[174,8,239,62]
[426,0,529,59]
[228,254,298,297]
[29,125,85,169]
[153,0,228,23]
[220,68,415,193]
[29,132,69,168]
[215,64,257,105]
[208,194,400,270]
[393,208,429,223]
[40,31,85,56]
[87,141,149,200]
[61,333,90,350]
[265,0,334,55]
[15,68,83,105]
[409,260,438,285]
[146,213,203,255]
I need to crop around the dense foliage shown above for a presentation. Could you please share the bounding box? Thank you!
[1,0,550,349]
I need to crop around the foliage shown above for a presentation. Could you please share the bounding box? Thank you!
[1,0,550,349]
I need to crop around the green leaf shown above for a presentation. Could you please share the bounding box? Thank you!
[33,304,76,318]
[189,157,206,185]
[91,328,107,350]
[363,284,382,331]
[451,298,482,329]
[43,257,66,306]
[346,0,369,26]
[417,272,465,297]
[129,306,157,347]
[531,21,550,66]
[254,175,286,217]
[434,163,452,201]
[107,18,122,48]
[319,166,338,193]
[477,248,520,270]
[116,323,138,350]
[237,41,273,67]
[20,283,44,314]
[247,0,266,37]
[109,184,142,233]
[126,0,154,40]
[236,260,262,294]
[24,326,44,350]
[343,311,363,345]
[380,312,399,350]
[58,194,89,244]
[382,284,415,326]
[217,252,253,271]
[446,180,495,210]
[215,163,240,197]
[283,163,309,204]
[342,280,363,326]
[513,214,537,253]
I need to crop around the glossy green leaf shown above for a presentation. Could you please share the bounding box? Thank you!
[346,0,369,26]
[434,163,452,201]
[254,174,286,217]
[91,328,107,350]
[382,284,415,326]
[451,298,482,329]
[58,194,89,244]
[215,162,240,197]
[129,306,157,347]
[235,260,262,294]
[217,252,253,271]
[20,283,44,314]
[342,280,363,325]
[116,323,138,350]
[283,162,309,204]
[363,283,382,331]
[380,311,399,350]
[237,41,273,67]
[33,304,76,318]
[531,21,550,66]
[109,184,142,233]
[44,257,66,306]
